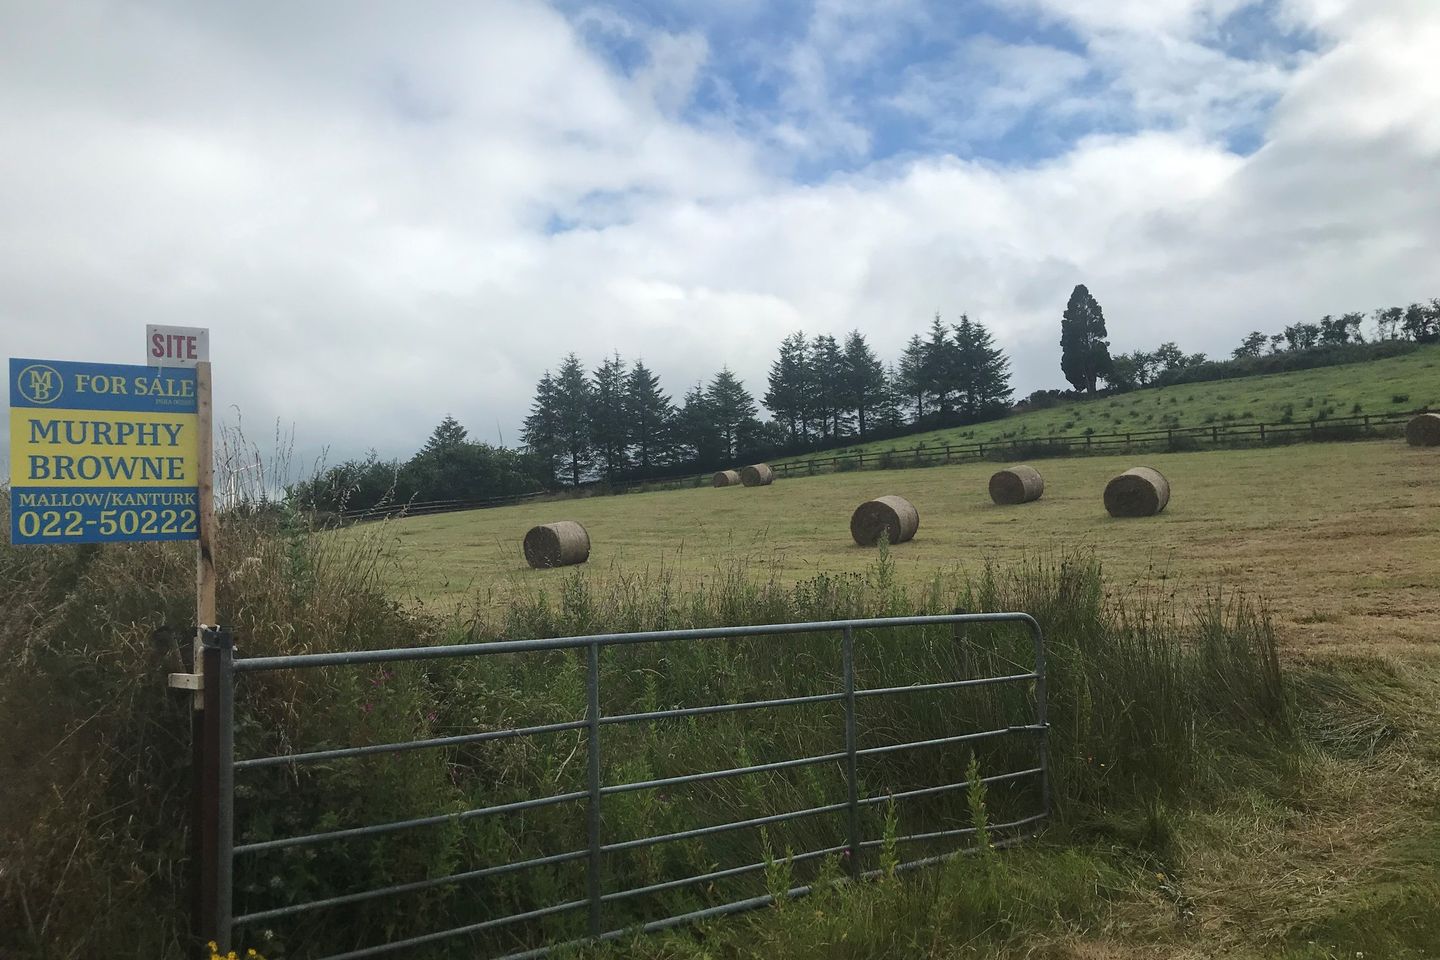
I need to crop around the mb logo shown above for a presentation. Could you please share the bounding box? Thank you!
[17,364,62,405]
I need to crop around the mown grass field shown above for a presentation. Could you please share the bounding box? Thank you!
[797,343,1440,460]
[357,432,1440,960]
[368,438,1438,655]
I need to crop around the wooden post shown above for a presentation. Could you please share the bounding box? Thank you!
[193,360,216,710]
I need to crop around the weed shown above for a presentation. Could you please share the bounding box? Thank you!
[967,752,992,857]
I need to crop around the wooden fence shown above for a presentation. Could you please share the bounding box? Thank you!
[338,409,1418,523]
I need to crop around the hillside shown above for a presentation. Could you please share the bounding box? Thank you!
[803,343,1440,460]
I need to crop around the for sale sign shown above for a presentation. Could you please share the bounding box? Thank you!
[9,358,199,544]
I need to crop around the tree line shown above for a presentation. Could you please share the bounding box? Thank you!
[295,288,1438,512]
[1057,285,1440,394]
[520,315,1014,485]
[521,355,764,486]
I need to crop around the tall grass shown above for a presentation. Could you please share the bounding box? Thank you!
[0,502,1286,959]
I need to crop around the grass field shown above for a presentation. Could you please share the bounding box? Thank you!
[349,434,1440,958]
[798,343,1440,460]
[368,438,1439,655]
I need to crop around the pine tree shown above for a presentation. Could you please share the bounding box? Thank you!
[589,352,629,482]
[521,372,561,486]
[553,353,593,486]
[421,415,468,455]
[763,331,812,444]
[1060,285,1112,392]
[625,360,672,474]
[952,315,1012,419]
[706,368,760,460]
[898,335,928,422]
[922,314,961,414]
[841,330,886,438]
[675,382,721,465]
[809,334,849,439]
[873,362,905,431]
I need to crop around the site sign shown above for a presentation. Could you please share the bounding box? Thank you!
[146,324,209,368]
[9,358,199,544]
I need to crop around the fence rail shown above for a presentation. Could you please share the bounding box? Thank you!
[195,612,1049,958]
[770,408,1415,479]
[337,409,1419,524]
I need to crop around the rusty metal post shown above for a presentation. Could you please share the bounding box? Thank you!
[198,626,234,953]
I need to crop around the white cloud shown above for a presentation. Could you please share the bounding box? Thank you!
[889,37,1093,145]
[0,0,1437,473]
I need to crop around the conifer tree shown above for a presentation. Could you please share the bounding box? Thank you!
[589,352,629,482]
[706,368,760,460]
[763,331,812,443]
[841,330,886,437]
[625,360,673,474]
[521,372,560,485]
[1060,284,1112,392]
[553,353,593,486]
[952,315,1013,419]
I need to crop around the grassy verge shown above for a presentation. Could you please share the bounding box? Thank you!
[2,503,1435,959]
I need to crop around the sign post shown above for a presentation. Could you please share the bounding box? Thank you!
[193,359,216,705]
[9,332,219,954]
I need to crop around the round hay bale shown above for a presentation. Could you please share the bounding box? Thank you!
[1405,412,1440,447]
[1103,467,1170,518]
[739,463,775,487]
[712,470,741,487]
[523,521,591,569]
[989,465,1044,505]
[850,495,920,546]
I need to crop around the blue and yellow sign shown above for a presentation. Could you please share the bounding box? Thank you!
[9,358,199,544]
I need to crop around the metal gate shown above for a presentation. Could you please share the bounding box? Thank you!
[194,613,1048,958]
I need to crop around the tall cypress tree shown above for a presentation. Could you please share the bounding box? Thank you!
[1060,284,1112,392]
[589,352,629,482]
[952,315,1012,419]
[625,360,673,474]
[553,353,593,486]
[841,330,886,438]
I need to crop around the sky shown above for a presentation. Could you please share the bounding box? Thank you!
[1,0,1437,473]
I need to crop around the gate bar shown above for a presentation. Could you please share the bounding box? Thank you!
[842,625,860,879]
[585,640,603,937]
[232,613,1042,672]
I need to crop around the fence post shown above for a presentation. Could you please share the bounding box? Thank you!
[585,641,603,937]
[841,626,860,880]
[1259,423,1266,444]
[197,626,234,954]
[1029,621,1049,822]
